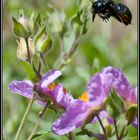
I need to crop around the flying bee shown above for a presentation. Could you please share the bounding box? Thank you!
[90,0,132,25]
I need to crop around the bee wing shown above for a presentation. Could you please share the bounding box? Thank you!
[109,3,132,25]
[113,13,131,25]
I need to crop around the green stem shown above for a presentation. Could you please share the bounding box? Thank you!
[85,129,106,140]
[68,132,74,140]
[114,119,120,140]
[65,132,74,140]
[119,126,126,140]
[40,55,50,71]
[57,36,79,70]
[60,39,65,55]
[96,114,107,140]
[27,103,48,140]
[37,53,42,79]
[15,93,35,140]
[57,63,65,70]
[68,36,79,58]
[25,37,31,64]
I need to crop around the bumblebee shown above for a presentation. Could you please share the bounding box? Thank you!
[91,0,132,25]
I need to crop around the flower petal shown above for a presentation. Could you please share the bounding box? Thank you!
[133,116,138,128]
[36,100,47,106]
[86,70,108,106]
[87,66,137,104]
[8,80,34,98]
[38,70,62,93]
[91,111,108,124]
[52,100,91,135]
[51,84,74,109]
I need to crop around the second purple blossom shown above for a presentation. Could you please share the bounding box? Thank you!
[8,70,74,109]
[52,66,137,135]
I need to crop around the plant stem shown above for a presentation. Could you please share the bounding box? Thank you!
[65,132,74,140]
[119,126,126,140]
[57,63,65,70]
[68,132,74,140]
[113,119,120,140]
[68,36,79,58]
[96,114,107,140]
[15,92,35,140]
[57,36,79,70]
[37,53,42,79]
[40,55,50,71]
[60,39,65,55]
[27,103,48,140]
[86,130,106,140]
[25,37,31,64]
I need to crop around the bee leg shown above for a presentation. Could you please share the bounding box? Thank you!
[92,13,96,22]
[103,18,109,23]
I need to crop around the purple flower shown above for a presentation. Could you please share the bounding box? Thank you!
[8,80,34,99]
[52,99,107,135]
[51,84,74,109]
[87,66,137,106]
[51,90,109,135]
[52,66,137,135]
[87,66,137,127]
[8,70,73,108]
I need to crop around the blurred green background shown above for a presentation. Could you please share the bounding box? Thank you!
[3,0,137,139]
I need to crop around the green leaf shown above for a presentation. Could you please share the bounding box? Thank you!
[12,17,27,37]
[126,104,137,125]
[76,129,88,136]
[21,61,37,82]
[31,130,51,140]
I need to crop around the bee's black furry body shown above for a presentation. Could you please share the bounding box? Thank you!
[91,0,132,25]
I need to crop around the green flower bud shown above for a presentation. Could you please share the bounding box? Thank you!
[18,16,31,31]
[12,17,27,37]
[34,25,52,54]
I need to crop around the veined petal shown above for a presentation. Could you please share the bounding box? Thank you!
[52,100,91,135]
[87,66,137,104]
[8,80,34,98]
[86,71,107,106]
[38,70,62,93]
[52,84,74,109]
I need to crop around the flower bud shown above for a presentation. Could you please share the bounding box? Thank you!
[17,37,35,61]
[18,16,30,31]
[34,25,52,54]
[105,125,112,137]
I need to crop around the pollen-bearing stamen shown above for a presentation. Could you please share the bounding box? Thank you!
[79,92,89,102]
